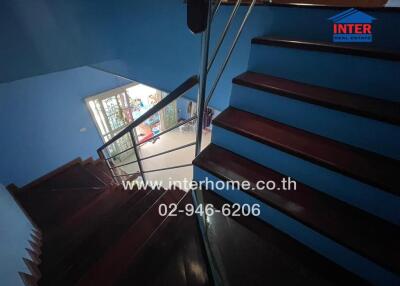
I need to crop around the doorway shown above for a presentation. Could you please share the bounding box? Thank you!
[85,82,169,159]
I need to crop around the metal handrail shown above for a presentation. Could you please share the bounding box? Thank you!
[97,75,197,184]
[102,2,258,285]
[110,159,138,170]
[207,0,242,72]
[206,0,256,106]
[192,4,257,284]
[139,142,196,162]
[137,116,197,147]
[130,129,146,184]
[195,0,213,156]
[97,75,198,153]
[113,163,192,178]
[99,0,256,185]
[104,145,135,161]
[112,172,140,178]
[103,116,197,161]
[211,0,222,19]
[110,141,196,169]
[143,164,193,174]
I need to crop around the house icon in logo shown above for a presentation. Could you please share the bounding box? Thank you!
[328,8,376,43]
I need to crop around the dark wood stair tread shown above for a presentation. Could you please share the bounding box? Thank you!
[26,248,41,264]
[38,188,168,286]
[84,162,114,186]
[41,188,143,253]
[82,158,94,165]
[21,158,83,191]
[19,272,38,286]
[233,71,400,125]
[90,160,116,185]
[115,193,211,286]
[40,187,140,261]
[58,187,140,232]
[23,258,41,279]
[15,187,104,231]
[194,144,400,274]
[10,157,194,285]
[252,37,400,61]
[22,163,105,192]
[202,189,365,285]
[76,188,186,286]
[213,107,400,195]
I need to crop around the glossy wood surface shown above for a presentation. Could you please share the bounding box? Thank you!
[213,107,400,195]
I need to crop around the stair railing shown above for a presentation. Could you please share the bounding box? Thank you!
[96,2,256,284]
[97,76,198,184]
[196,0,256,154]
[189,2,257,285]
[97,0,256,186]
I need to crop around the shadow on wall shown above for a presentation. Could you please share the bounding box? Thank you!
[0,66,131,187]
[1,0,399,111]
[93,0,400,111]
[1,0,400,186]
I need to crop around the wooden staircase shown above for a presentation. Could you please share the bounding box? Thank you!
[193,35,400,285]
[10,152,375,286]
[7,5,400,286]
[194,144,400,275]
[10,158,192,286]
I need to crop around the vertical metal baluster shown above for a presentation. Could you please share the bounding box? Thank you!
[193,3,224,284]
[98,150,119,185]
[211,0,222,19]
[195,0,213,156]
[208,0,242,72]
[206,0,256,106]
[130,128,146,184]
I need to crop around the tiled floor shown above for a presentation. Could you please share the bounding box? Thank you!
[119,126,212,190]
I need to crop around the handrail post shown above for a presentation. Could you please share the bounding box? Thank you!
[206,0,256,106]
[211,0,222,20]
[208,0,242,72]
[98,149,119,185]
[195,0,213,156]
[130,129,146,184]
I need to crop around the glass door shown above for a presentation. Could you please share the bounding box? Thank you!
[86,82,172,158]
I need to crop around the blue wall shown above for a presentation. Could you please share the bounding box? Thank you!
[1,2,399,186]
[92,1,400,111]
[0,67,131,187]
[2,1,400,110]
[0,0,119,83]
[0,185,33,286]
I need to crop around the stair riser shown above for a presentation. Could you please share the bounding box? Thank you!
[211,126,400,225]
[193,166,400,286]
[248,44,400,102]
[231,84,400,160]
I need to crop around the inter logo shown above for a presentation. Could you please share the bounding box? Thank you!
[328,8,376,43]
